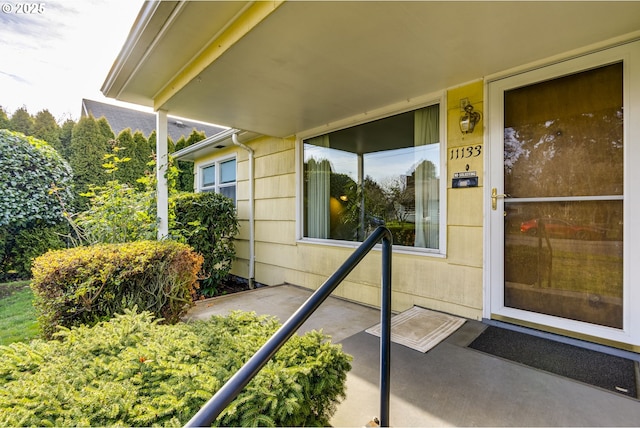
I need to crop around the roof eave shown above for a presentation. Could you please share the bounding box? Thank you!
[172,129,260,161]
[101,1,179,102]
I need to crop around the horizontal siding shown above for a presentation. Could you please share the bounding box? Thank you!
[255,220,296,244]
[255,175,295,199]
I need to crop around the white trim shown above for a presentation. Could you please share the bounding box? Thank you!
[296,93,447,256]
[295,136,303,241]
[438,94,448,256]
[173,128,240,160]
[485,40,640,347]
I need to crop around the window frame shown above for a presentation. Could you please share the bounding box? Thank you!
[296,95,447,256]
[197,155,237,204]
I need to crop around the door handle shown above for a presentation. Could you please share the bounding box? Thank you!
[491,188,509,210]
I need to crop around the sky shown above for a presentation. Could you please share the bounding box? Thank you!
[0,0,146,123]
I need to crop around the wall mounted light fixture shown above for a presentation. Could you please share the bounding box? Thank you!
[459,100,481,134]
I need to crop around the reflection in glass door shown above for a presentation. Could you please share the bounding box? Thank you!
[503,63,624,328]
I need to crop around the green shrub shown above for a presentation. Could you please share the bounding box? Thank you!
[0,129,74,228]
[30,241,203,338]
[172,192,239,296]
[76,180,157,244]
[0,222,68,281]
[0,310,352,427]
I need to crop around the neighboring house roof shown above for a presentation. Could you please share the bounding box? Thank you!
[81,98,225,142]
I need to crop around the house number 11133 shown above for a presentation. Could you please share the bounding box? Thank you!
[450,145,482,160]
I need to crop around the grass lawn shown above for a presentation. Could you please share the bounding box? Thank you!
[0,280,40,345]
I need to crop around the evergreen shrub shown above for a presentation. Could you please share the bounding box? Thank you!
[0,310,352,427]
[172,192,239,296]
[30,241,203,338]
[0,222,67,281]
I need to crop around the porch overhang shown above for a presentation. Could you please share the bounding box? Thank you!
[102,1,640,138]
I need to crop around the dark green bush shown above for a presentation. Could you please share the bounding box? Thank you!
[0,222,68,281]
[30,240,203,338]
[0,129,74,228]
[0,130,74,280]
[172,192,239,296]
[0,310,352,427]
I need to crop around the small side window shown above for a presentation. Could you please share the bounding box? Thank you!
[199,158,236,204]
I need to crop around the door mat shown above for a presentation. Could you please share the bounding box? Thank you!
[468,326,638,398]
[366,306,465,353]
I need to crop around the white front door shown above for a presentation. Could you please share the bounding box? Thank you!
[486,41,640,349]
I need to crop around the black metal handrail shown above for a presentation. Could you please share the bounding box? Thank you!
[185,226,393,427]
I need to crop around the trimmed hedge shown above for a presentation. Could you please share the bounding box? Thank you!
[172,192,238,296]
[30,240,203,338]
[0,310,352,427]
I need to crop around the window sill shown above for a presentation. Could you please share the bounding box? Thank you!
[296,238,446,258]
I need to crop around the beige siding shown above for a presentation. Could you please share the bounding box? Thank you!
[448,187,483,227]
[226,83,485,321]
[230,136,298,284]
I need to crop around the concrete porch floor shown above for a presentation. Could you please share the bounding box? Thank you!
[185,284,640,427]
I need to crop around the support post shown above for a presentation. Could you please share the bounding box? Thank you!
[156,110,169,239]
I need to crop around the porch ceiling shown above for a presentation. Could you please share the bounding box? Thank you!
[103,1,640,138]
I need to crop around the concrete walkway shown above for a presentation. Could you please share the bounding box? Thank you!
[185,284,640,427]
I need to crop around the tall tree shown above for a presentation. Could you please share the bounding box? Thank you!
[174,129,205,192]
[109,129,151,188]
[58,119,75,160]
[132,130,152,187]
[96,116,115,141]
[9,107,34,136]
[148,130,175,154]
[32,109,61,149]
[69,115,110,207]
[0,107,9,129]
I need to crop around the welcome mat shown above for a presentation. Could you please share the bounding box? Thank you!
[469,326,638,398]
[366,306,465,353]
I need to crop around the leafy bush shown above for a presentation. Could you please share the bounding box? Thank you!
[0,130,73,280]
[0,310,352,427]
[0,129,73,228]
[172,192,239,296]
[30,241,203,338]
[76,180,157,244]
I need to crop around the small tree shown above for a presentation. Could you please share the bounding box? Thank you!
[32,109,61,150]
[57,118,75,160]
[174,130,205,192]
[0,106,9,129]
[8,107,33,136]
[69,115,111,206]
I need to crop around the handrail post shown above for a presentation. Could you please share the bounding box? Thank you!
[184,226,392,427]
[379,233,392,427]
